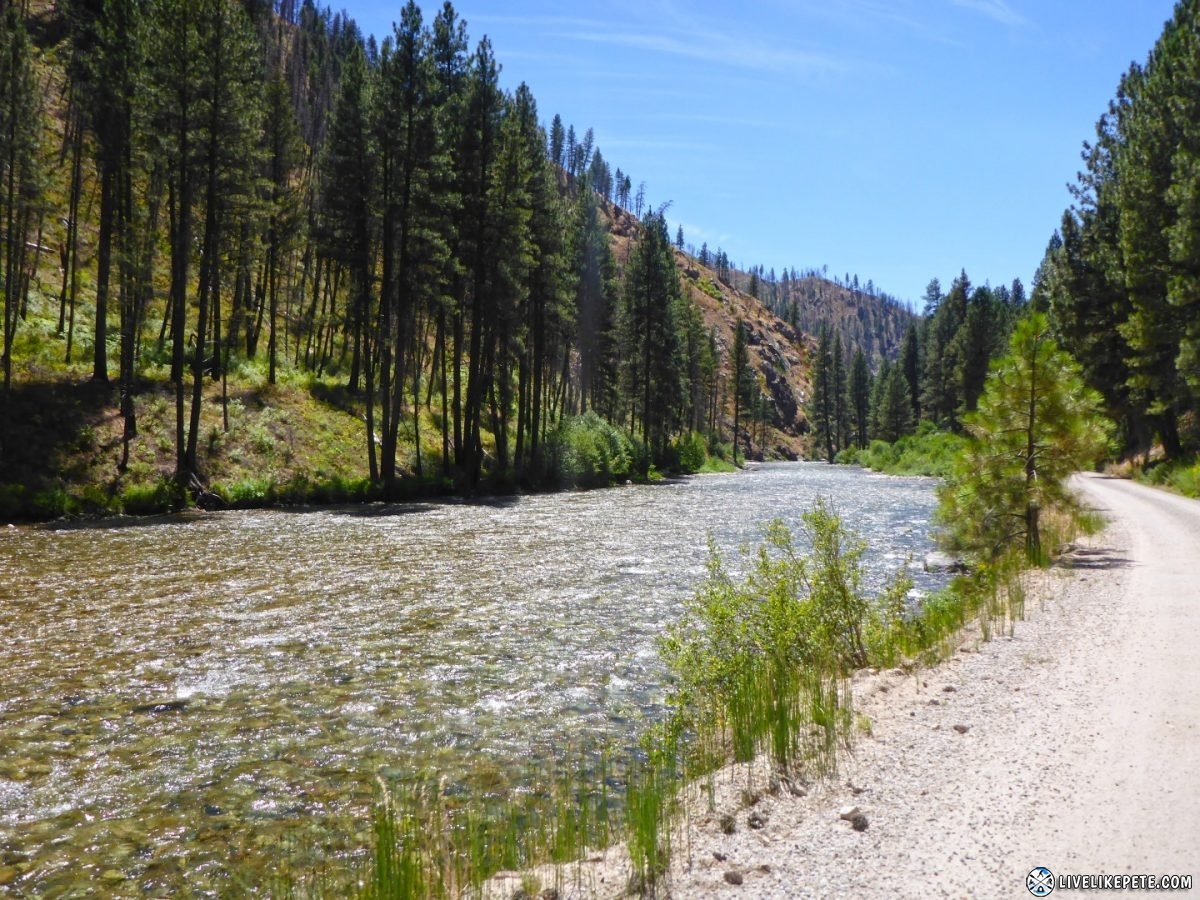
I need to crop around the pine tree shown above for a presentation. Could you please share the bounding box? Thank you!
[375,2,452,490]
[848,348,871,450]
[262,74,303,386]
[620,210,683,461]
[809,321,835,462]
[319,41,378,477]
[66,0,148,385]
[832,331,848,453]
[940,314,1111,563]
[899,322,920,422]
[574,182,617,417]
[955,285,999,416]
[457,35,504,485]
[921,271,968,429]
[730,318,749,465]
[548,113,564,169]
[871,362,913,443]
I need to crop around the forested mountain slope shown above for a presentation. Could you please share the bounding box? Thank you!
[0,0,909,517]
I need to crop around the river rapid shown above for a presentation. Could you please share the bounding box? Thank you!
[0,462,943,894]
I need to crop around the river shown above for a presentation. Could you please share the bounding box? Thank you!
[0,462,942,894]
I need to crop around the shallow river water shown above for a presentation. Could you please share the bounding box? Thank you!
[0,462,942,895]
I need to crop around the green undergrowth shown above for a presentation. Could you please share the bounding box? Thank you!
[0,369,376,520]
[1137,454,1200,498]
[1,375,732,521]
[270,497,1091,899]
[837,425,965,477]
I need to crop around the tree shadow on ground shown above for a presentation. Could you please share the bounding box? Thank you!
[0,379,117,487]
[1055,545,1132,570]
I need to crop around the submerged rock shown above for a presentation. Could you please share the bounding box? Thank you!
[132,699,189,715]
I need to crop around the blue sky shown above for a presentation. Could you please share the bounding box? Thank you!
[350,1,1178,306]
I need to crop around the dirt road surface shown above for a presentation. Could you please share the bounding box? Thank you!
[667,473,1200,899]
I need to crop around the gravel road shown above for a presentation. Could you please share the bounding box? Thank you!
[666,473,1200,899]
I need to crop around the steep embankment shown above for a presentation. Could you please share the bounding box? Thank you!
[667,474,1200,897]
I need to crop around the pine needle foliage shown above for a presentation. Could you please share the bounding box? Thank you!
[938,313,1112,564]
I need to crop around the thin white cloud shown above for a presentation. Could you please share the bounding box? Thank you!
[468,10,852,79]
[951,0,1027,28]
[551,27,848,77]
[755,0,964,48]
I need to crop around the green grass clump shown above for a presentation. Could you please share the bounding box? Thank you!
[119,477,180,514]
[697,455,737,474]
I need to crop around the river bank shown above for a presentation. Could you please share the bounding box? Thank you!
[477,474,1200,899]
[657,474,1198,898]
[0,373,757,524]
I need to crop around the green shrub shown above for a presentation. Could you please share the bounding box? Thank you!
[696,277,723,301]
[671,431,707,474]
[1140,455,1200,498]
[32,485,77,518]
[1171,463,1200,497]
[552,412,633,487]
[659,501,912,773]
[213,477,275,507]
[843,430,964,477]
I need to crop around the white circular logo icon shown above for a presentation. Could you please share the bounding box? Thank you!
[1027,867,1054,896]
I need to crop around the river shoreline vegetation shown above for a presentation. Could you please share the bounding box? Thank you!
[272,487,1101,899]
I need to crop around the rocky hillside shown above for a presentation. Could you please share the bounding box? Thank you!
[604,202,812,460]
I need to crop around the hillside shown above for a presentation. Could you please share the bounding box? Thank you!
[0,0,913,519]
[603,202,812,459]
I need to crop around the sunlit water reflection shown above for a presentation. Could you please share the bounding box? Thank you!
[0,463,942,894]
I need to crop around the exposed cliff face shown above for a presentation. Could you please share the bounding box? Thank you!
[603,201,811,459]
[679,258,811,459]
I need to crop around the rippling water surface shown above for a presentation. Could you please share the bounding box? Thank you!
[0,463,941,894]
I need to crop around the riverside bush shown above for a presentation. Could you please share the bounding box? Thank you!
[659,500,912,774]
[838,424,965,477]
[551,412,634,487]
[1140,455,1200,498]
[670,430,707,474]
